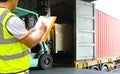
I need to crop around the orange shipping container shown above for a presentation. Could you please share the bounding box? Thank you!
[96,10,120,58]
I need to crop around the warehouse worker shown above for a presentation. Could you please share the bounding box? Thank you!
[0,0,47,74]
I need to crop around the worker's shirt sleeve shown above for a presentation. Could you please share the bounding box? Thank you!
[6,16,28,39]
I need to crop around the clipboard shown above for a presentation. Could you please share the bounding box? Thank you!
[31,16,57,42]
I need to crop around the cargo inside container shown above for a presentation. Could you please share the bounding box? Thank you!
[50,0,75,64]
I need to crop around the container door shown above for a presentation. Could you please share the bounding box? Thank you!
[75,0,95,60]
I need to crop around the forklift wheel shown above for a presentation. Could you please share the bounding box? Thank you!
[38,54,53,70]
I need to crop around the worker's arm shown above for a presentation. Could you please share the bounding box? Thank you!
[20,23,47,48]
[6,16,47,49]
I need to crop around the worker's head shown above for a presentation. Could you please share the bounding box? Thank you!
[0,0,18,10]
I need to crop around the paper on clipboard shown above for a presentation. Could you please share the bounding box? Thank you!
[31,16,56,42]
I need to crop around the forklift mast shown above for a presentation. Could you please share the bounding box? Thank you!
[36,0,51,16]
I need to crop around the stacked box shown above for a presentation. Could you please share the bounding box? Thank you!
[50,23,73,53]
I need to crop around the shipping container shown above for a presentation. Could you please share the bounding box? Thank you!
[96,10,120,58]
[50,0,120,71]
[51,0,95,63]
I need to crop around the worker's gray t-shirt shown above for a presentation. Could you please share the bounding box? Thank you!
[6,16,28,39]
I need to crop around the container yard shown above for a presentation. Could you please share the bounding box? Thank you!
[1,0,120,74]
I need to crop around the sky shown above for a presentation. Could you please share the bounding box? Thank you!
[92,0,120,20]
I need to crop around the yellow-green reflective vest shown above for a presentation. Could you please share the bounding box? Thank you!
[0,8,30,73]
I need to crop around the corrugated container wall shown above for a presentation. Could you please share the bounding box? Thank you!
[75,0,95,60]
[96,10,120,58]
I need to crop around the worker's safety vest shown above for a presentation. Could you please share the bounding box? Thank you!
[0,8,30,73]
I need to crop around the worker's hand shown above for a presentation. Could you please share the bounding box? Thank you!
[20,22,47,48]
[28,28,36,35]
[39,22,47,35]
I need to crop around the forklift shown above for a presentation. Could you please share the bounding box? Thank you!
[13,7,54,70]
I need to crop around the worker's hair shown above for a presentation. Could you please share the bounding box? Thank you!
[0,0,7,2]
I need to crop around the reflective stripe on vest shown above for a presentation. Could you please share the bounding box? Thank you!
[0,49,29,60]
[0,10,29,61]
[0,10,19,44]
